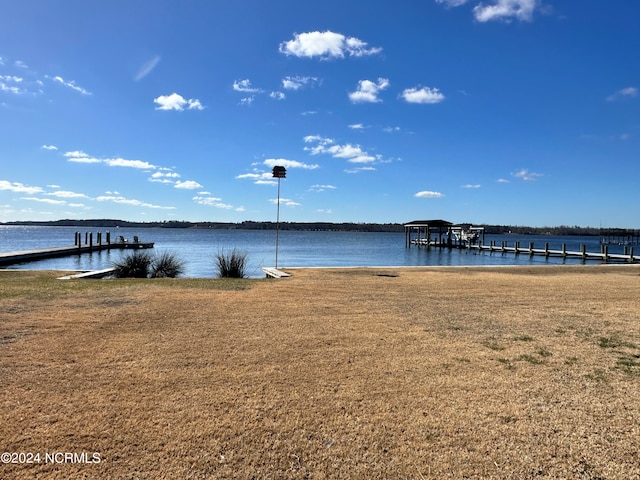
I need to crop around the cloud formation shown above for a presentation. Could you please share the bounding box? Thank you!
[606,87,638,102]
[512,168,542,181]
[64,151,156,169]
[233,79,264,93]
[435,0,541,22]
[282,76,320,90]
[263,158,319,170]
[154,93,204,111]
[473,0,538,22]
[96,195,175,209]
[50,75,91,95]
[401,86,445,104]
[349,78,390,103]
[279,31,382,59]
[174,180,204,190]
[304,136,377,164]
[415,190,445,198]
[0,180,43,195]
[135,55,161,81]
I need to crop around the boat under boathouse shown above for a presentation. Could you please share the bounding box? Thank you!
[404,219,485,248]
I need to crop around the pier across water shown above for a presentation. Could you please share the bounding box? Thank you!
[0,232,154,267]
[405,220,639,264]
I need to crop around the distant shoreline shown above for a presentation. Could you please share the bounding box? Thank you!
[0,219,609,236]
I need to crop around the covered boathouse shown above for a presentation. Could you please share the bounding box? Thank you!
[404,219,485,248]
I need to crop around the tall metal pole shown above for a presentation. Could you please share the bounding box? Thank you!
[272,166,286,269]
[275,176,281,268]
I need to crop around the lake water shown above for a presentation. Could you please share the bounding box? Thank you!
[0,225,623,278]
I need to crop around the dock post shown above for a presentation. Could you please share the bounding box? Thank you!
[106,232,111,245]
[603,244,608,263]
[581,244,586,261]
[630,246,634,263]
[98,232,102,246]
[85,232,88,244]
[545,242,549,257]
[562,243,567,257]
[529,242,534,256]
[515,241,520,255]
[89,233,93,251]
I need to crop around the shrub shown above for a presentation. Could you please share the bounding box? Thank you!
[150,251,185,278]
[215,248,248,278]
[112,251,153,278]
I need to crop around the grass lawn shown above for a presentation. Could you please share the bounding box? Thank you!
[1,266,639,479]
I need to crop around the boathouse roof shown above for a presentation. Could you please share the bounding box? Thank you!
[404,219,453,228]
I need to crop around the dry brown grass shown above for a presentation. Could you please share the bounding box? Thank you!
[1,266,640,479]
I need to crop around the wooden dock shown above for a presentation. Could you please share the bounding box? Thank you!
[0,233,154,267]
[410,238,638,263]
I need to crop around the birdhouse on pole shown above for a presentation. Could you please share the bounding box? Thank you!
[272,166,287,178]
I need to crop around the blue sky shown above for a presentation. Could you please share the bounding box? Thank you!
[1,0,638,227]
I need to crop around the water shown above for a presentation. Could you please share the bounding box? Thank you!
[0,226,625,278]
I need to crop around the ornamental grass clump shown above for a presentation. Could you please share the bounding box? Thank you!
[150,251,185,278]
[112,251,185,278]
[112,251,153,278]
[215,248,248,278]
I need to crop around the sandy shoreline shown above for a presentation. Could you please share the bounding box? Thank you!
[1,266,639,478]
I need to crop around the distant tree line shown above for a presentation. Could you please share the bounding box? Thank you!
[0,219,608,235]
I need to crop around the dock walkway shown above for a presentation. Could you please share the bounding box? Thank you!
[0,241,154,267]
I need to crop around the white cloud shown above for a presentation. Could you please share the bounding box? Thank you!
[135,55,161,81]
[462,184,481,188]
[95,195,175,209]
[309,184,337,192]
[41,144,58,150]
[154,93,205,111]
[345,166,376,174]
[401,86,445,104]
[512,168,542,181]
[304,136,377,164]
[435,0,541,22]
[239,96,255,106]
[606,87,638,102]
[174,180,203,190]
[233,79,264,93]
[349,78,390,104]
[0,75,26,95]
[0,180,43,194]
[45,190,88,198]
[64,151,101,163]
[269,197,301,207]
[497,178,510,183]
[50,75,91,95]
[415,190,445,198]
[263,158,319,170]
[279,31,382,59]
[21,197,67,205]
[348,123,366,130]
[104,158,156,169]
[436,0,470,6]
[193,196,233,209]
[64,150,156,169]
[282,76,320,90]
[236,172,270,180]
[149,171,181,183]
[473,0,538,22]
[270,91,286,100]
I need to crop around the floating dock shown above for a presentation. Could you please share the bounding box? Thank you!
[0,232,153,267]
